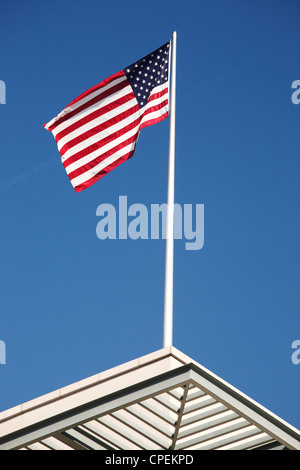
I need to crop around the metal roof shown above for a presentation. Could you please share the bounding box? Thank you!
[0,347,299,450]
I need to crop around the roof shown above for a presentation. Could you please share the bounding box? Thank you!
[0,347,299,450]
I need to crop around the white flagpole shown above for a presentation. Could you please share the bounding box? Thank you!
[163,31,177,348]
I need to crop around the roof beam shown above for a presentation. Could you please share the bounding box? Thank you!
[0,365,192,450]
[171,382,190,449]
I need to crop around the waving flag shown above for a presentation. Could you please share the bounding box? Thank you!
[44,42,170,192]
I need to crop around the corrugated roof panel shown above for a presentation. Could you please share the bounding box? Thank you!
[111,408,169,448]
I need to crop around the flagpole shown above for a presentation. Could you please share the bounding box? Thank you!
[163,31,177,348]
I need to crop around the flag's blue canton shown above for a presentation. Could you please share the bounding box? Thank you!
[124,42,170,109]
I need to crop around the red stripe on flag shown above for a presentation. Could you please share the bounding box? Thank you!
[73,147,136,193]
[63,115,142,169]
[142,98,168,119]
[68,133,138,181]
[140,111,169,130]
[59,101,140,156]
[46,71,127,132]
[54,90,135,143]
[147,87,169,103]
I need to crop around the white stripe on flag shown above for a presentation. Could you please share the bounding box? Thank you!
[52,82,132,138]
[70,141,136,188]
[61,106,141,164]
[45,75,128,131]
[65,120,141,175]
[57,91,136,151]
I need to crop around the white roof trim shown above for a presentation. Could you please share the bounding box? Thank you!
[0,347,299,450]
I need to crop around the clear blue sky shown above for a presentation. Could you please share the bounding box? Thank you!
[1,0,299,431]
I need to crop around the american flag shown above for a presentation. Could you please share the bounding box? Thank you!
[44,42,170,192]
